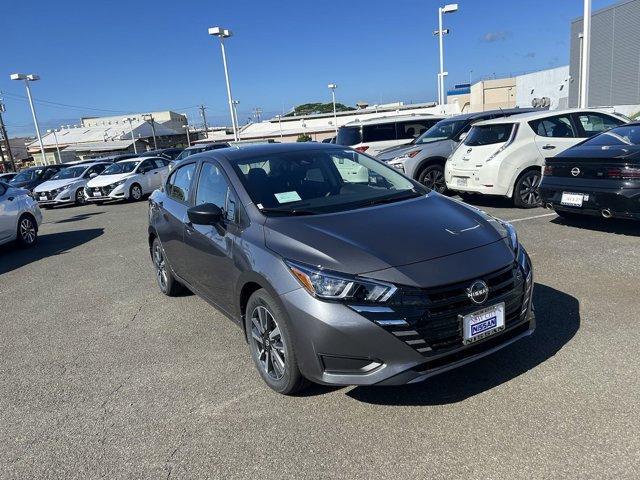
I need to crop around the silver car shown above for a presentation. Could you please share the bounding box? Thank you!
[377,109,540,192]
[0,181,43,248]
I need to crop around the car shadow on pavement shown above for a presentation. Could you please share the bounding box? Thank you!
[53,212,105,224]
[551,216,640,237]
[346,283,579,406]
[0,228,104,275]
[455,194,517,209]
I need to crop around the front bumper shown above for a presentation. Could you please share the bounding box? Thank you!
[280,262,535,386]
[85,184,127,202]
[540,182,640,220]
[35,191,74,206]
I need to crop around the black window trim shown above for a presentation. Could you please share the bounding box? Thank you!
[165,161,197,205]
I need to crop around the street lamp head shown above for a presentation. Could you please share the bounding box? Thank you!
[209,26,233,38]
[26,74,40,81]
[328,83,337,90]
[442,3,458,13]
[10,73,27,80]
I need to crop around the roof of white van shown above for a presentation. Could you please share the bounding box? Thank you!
[472,108,618,126]
[343,113,446,127]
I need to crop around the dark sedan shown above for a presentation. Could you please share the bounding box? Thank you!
[9,165,65,192]
[540,123,640,220]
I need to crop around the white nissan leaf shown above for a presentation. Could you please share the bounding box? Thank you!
[85,157,170,203]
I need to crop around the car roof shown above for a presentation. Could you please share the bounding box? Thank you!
[472,108,618,126]
[184,142,229,151]
[116,157,142,163]
[343,113,446,127]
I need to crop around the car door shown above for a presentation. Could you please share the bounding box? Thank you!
[155,162,197,278]
[573,112,626,138]
[152,158,169,189]
[0,183,15,242]
[531,114,581,161]
[136,160,156,193]
[181,160,242,312]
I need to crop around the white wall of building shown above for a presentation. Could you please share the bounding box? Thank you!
[515,66,571,110]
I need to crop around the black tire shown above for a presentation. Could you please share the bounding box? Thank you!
[513,169,542,209]
[151,237,185,296]
[129,183,143,202]
[554,209,586,222]
[16,214,38,248]
[418,164,447,194]
[74,188,86,206]
[245,289,308,395]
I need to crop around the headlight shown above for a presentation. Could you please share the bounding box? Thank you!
[285,260,397,303]
[113,179,127,187]
[502,221,518,253]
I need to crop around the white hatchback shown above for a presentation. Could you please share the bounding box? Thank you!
[445,109,628,208]
[85,157,170,203]
[33,162,110,208]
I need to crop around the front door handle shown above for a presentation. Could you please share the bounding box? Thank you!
[542,144,556,150]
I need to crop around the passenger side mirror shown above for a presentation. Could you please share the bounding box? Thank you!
[187,203,223,226]
[457,131,468,142]
[89,173,98,178]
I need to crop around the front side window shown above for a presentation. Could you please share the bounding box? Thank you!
[195,162,236,221]
[529,115,575,138]
[42,168,58,180]
[465,124,515,146]
[103,161,139,175]
[230,148,422,215]
[138,160,155,173]
[362,123,396,142]
[166,163,196,202]
[52,166,85,180]
[414,118,468,145]
[576,113,624,137]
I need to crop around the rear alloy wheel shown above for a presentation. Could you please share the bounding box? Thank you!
[17,215,37,248]
[152,237,184,296]
[513,170,542,209]
[245,289,308,395]
[418,164,447,194]
[130,184,143,201]
[75,188,86,206]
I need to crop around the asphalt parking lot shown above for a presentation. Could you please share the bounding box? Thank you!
[1,198,639,479]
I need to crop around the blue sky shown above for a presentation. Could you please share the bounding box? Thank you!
[1,0,619,136]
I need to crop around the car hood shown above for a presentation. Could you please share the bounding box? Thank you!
[33,178,78,193]
[264,194,511,281]
[87,173,132,187]
[377,139,448,161]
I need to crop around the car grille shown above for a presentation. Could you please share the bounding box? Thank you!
[359,263,529,357]
[89,185,115,196]
[37,191,53,200]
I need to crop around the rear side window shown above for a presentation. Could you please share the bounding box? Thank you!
[396,119,439,140]
[166,163,196,202]
[576,113,624,137]
[529,115,575,138]
[465,124,514,146]
[362,123,396,142]
[336,126,362,146]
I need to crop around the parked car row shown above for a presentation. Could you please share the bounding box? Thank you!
[340,108,629,209]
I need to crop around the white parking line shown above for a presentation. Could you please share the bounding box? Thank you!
[507,212,558,223]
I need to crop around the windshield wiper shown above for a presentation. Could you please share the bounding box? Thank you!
[363,190,423,207]
[259,207,318,216]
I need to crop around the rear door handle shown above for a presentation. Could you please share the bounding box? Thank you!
[542,144,556,150]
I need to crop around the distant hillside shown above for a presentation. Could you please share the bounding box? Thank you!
[285,102,355,117]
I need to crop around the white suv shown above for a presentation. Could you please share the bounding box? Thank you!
[85,157,170,203]
[336,114,445,157]
[444,109,627,208]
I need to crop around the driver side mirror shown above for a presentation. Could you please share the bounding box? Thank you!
[187,203,223,226]
[457,131,468,142]
[89,172,98,178]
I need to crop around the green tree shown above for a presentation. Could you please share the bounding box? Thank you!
[296,134,312,142]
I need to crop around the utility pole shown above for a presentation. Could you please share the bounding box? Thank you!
[143,114,158,149]
[199,105,209,138]
[0,100,15,172]
[579,0,591,108]
[253,107,262,122]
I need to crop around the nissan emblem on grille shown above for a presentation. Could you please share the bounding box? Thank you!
[467,280,489,305]
[571,167,581,177]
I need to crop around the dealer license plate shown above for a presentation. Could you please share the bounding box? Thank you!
[456,177,468,187]
[560,192,586,207]
[39,196,47,201]
[462,302,505,345]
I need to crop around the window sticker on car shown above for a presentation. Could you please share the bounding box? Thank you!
[274,191,302,203]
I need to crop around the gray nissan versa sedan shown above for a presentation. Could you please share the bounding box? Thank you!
[148,143,535,394]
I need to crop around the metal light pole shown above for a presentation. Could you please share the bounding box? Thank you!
[143,114,158,149]
[275,115,283,140]
[208,27,239,141]
[10,73,47,165]
[433,4,458,111]
[47,129,62,163]
[183,125,191,147]
[232,100,241,139]
[123,117,138,154]
[579,0,591,108]
[328,83,338,136]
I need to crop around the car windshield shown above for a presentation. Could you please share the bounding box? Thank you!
[102,161,139,175]
[175,146,211,160]
[52,166,85,180]
[580,124,640,146]
[230,148,424,215]
[11,168,43,182]
[465,123,514,146]
[414,119,468,144]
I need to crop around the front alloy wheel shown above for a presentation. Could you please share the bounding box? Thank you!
[130,184,143,201]
[75,188,86,205]
[419,165,447,194]
[250,306,287,381]
[514,170,541,208]
[151,237,184,296]
[17,216,37,248]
